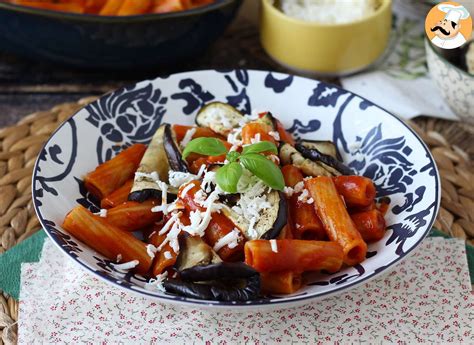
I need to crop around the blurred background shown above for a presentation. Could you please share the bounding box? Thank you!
[0,0,472,125]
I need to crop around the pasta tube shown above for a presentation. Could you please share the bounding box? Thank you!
[62,205,152,274]
[84,143,146,200]
[244,239,343,273]
[306,177,367,266]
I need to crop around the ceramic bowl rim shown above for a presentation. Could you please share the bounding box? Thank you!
[31,69,441,309]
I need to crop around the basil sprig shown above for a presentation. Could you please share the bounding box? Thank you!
[183,138,284,192]
[182,137,227,159]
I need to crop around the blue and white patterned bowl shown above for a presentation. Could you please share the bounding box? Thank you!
[32,70,440,310]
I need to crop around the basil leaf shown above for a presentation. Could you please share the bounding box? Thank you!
[239,153,284,191]
[242,141,278,155]
[216,162,243,193]
[182,137,227,159]
[226,151,240,163]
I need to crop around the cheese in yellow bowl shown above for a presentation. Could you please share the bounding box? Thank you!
[260,0,392,76]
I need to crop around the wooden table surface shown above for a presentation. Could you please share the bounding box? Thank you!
[0,8,323,128]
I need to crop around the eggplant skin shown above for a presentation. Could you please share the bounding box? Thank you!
[260,191,287,240]
[295,143,353,175]
[128,189,162,202]
[163,263,261,301]
[128,190,177,203]
[300,140,340,160]
[163,124,189,173]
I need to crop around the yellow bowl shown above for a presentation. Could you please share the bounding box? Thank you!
[260,0,392,76]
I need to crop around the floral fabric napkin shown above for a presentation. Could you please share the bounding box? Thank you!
[18,237,473,344]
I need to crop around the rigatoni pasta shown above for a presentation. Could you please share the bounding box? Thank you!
[61,101,387,300]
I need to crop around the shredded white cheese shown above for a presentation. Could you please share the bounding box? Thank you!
[111,260,139,271]
[146,244,158,259]
[157,181,168,214]
[116,254,122,263]
[94,209,107,218]
[135,171,159,181]
[283,186,294,197]
[168,171,198,188]
[201,171,216,193]
[180,182,195,198]
[294,181,305,193]
[269,131,280,141]
[250,133,261,144]
[270,239,278,253]
[180,127,196,149]
[158,212,182,236]
[213,229,241,252]
[227,129,243,147]
[144,271,168,292]
[182,190,220,237]
[164,251,173,260]
[281,0,378,24]
[194,189,207,206]
[307,198,314,204]
[298,189,311,203]
[235,171,272,239]
[197,164,207,178]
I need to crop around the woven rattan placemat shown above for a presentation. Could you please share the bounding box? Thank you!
[0,97,473,344]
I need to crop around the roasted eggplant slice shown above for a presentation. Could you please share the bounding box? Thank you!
[163,124,189,173]
[279,143,333,177]
[221,190,287,240]
[129,124,170,202]
[163,263,261,301]
[174,235,221,272]
[195,102,244,136]
[300,140,339,159]
[295,143,353,175]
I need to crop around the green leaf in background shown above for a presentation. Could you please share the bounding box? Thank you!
[242,141,278,155]
[239,153,284,191]
[216,162,243,193]
[182,137,228,159]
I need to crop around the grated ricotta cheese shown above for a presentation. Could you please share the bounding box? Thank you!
[180,182,195,198]
[298,189,311,203]
[135,171,159,181]
[116,254,122,263]
[269,131,280,141]
[213,229,241,252]
[94,209,107,218]
[270,239,278,253]
[144,271,168,292]
[294,181,305,193]
[157,181,168,214]
[180,127,196,149]
[250,133,261,144]
[164,251,173,260]
[158,212,182,236]
[280,0,378,25]
[111,260,139,271]
[197,164,207,178]
[168,171,198,188]
[146,244,158,259]
[283,186,294,197]
[201,171,216,193]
